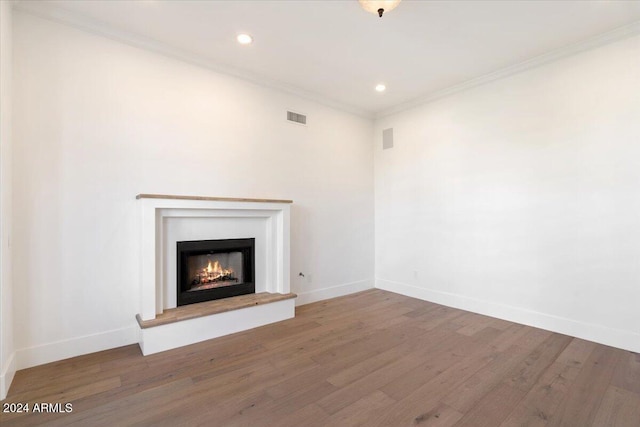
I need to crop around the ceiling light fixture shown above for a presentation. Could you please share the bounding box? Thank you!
[375,83,386,92]
[237,34,253,45]
[359,0,402,18]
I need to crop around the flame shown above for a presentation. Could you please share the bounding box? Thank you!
[201,259,233,281]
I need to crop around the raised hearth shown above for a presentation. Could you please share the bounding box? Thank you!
[137,292,297,329]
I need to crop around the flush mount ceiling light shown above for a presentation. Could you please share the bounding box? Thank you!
[375,83,386,92]
[236,34,253,45]
[359,0,402,18]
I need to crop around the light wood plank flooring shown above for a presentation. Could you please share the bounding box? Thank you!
[1,289,638,426]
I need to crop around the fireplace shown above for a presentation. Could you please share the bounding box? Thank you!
[177,238,255,306]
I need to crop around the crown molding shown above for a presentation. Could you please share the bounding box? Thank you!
[12,1,375,120]
[376,20,640,119]
[12,2,640,122]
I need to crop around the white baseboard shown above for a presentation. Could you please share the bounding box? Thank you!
[295,279,374,306]
[15,326,139,371]
[376,279,640,353]
[0,351,16,400]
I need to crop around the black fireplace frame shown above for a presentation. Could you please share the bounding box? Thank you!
[176,238,255,307]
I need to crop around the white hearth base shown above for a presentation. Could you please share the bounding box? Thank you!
[138,298,295,355]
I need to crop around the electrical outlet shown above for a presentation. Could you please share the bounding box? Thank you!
[306,274,312,284]
[413,270,418,279]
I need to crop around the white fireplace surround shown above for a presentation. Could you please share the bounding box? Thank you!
[138,194,292,321]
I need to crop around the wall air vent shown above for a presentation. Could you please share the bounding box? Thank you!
[383,128,394,149]
[287,111,307,125]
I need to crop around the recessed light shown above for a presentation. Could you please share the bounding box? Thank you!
[237,34,253,45]
[375,84,386,92]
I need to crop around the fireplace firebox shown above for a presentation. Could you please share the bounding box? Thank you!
[177,238,255,306]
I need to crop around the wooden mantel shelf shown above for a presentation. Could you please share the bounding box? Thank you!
[136,292,297,329]
[136,194,293,204]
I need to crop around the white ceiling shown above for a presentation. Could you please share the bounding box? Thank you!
[15,0,640,117]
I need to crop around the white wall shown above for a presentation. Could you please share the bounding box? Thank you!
[374,35,640,352]
[8,7,639,381]
[0,0,15,400]
[12,12,374,369]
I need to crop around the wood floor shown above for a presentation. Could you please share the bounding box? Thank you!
[2,289,639,426]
